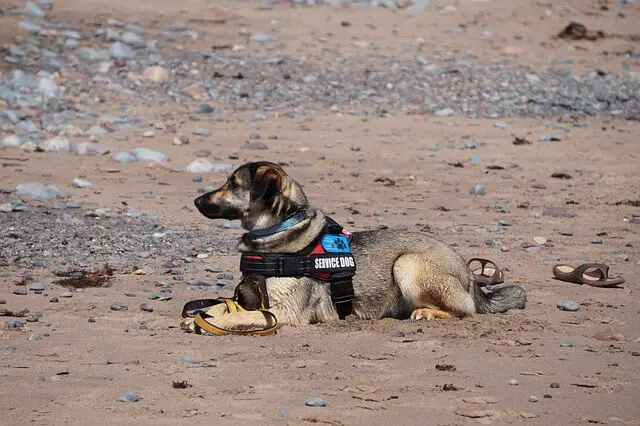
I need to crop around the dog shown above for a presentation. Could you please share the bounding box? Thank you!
[192,161,526,329]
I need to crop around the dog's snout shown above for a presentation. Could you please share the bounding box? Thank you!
[194,194,206,209]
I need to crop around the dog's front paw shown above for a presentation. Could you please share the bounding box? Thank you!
[410,308,452,321]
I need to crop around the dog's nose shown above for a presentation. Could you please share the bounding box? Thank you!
[194,195,205,209]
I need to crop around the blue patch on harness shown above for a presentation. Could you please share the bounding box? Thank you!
[320,234,351,253]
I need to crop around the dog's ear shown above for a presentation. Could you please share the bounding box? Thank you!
[250,166,282,202]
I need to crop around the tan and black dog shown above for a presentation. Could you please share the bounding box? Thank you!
[191,161,526,329]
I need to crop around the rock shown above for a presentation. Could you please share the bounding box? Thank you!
[117,392,139,403]
[251,32,273,43]
[140,303,153,312]
[1,135,23,147]
[108,42,135,60]
[131,147,168,162]
[24,1,46,18]
[0,203,12,213]
[509,379,519,386]
[523,246,540,254]
[143,66,169,82]
[559,231,574,236]
[60,292,73,298]
[529,396,538,403]
[242,141,268,150]
[72,178,93,189]
[198,104,214,114]
[142,130,154,138]
[39,137,74,153]
[543,207,576,218]
[113,152,137,163]
[50,297,59,303]
[469,184,486,196]
[120,31,145,48]
[435,108,456,117]
[180,355,201,365]
[592,329,625,342]
[193,128,211,136]
[85,125,108,137]
[75,47,110,62]
[29,284,44,292]
[305,397,326,407]
[550,383,560,388]
[538,134,562,142]
[37,76,59,98]
[185,159,232,174]
[76,142,109,156]
[110,302,128,311]
[557,300,580,312]
[7,320,24,329]
[591,237,603,244]
[16,182,60,201]
[183,84,205,100]
[13,288,27,295]
[533,237,547,245]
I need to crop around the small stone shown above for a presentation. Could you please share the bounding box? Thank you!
[72,178,93,189]
[24,1,46,18]
[193,128,211,136]
[110,302,128,311]
[180,355,201,365]
[509,380,519,386]
[140,303,153,312]
[305,397,326,407]
[557,300,580,312]
[50,297,59,303]
[559,231,574,236]
[29,284,44,293]
[7,320,24,329]
[131,147,168,162]
[559,342,573,347]
[113,152,137,163]
[469,184,486,196]
[251,32,273,43]
[142,130,155,138]
[60,292,73,298]
[142,66,169,82]
[185,159,232,174]
[591,237,603,244]
[192,176,203,183]
[550,383,560,388]
[435,108,456,117]
[118,392,139,403]
[13,288,27,295]
[39,136,74,153]
[533,237,547,245]
[205,266,222,273]
[538,134,561,142]
[197,104,214,114]
[109,42,135,60]
[528,396,538,403]
[242,141,268,150]
[28,334,42,341]
[494,121,507,129]
[1,135,23,147]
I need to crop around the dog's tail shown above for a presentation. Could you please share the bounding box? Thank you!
[473,282,527,314]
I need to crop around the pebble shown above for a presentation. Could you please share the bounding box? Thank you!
[24,1,46,18]
[559,231,574,236]
[198,104,214,114]
[180,355,201,365]
[142,66,169,82]
[29,284,44,292]
[13,288,27,295]
[591,237,603,244]
[205,265,222,273]
[550,382,560,388]
[109,42,135,60]
[528,396,538,403]
[113,152,138,163]
[39,137,74,153]
[559,342,573,347]
[131,147,168,162]
[509,380,519,386]
[305,397,327,407]
[538,134,561,142]
[60,292,73,298]
[185,159,232,174]
[72,178,93,189]
[251,32,273,43]
[533,237,547,245]
[469,184,486,196]
[117,392,139,403]
[110,302,128,311]
[557,300,580,312]
[435,108,456,117]
[193,128,211,136]
[140,303,153,312]
[50,297,59,303]
[7,320,24,329]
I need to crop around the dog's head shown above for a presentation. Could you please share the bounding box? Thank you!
[194,161,308,230]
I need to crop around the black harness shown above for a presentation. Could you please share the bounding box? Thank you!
[240,217,356,319]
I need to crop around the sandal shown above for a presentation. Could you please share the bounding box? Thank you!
[468,258,505,286]
[552,263,625,288]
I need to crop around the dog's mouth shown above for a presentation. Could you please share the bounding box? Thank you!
[194,194,241,220]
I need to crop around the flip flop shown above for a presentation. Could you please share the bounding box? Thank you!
[468,258,505,286]
[552,263,625,288]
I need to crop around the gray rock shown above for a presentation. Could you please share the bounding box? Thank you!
[37,76,59,98]
[85,124,108,136]
[76,142,109,156]
[131,147,168,162]
[185,159,232,173]
[140,303,153,312]
[557,300,580,312]
[538,134,561,142]
[435,108,456,117]
[108,42,135,60]
[75,47,110,62]
[112,151,137,163]
[29,284,44,292]
[1,135,23,147]
[19,21,41,33]
[494,121,508,129]
[193,128,211,136]
[24,1,46,18]
[0,203,12,213]
[180,355,201,365]
[16,182,60,201]
[469,184,486,196]
[7,320,25,328]
[110,302,128,311]
[205,265,222,273]
[120,31,146,48]
[117,392,139,403]
[251,32,273,43]
[39,137,74,153]
[591,237,603,244]
[197,104,214,114]
[524,246,540,253]
[13,288,27,295]
[72,178,93,189]
[305,397,327,407]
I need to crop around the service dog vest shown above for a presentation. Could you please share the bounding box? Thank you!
[240,215,356,320]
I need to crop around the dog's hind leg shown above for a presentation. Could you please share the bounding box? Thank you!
[393,254,475,320]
